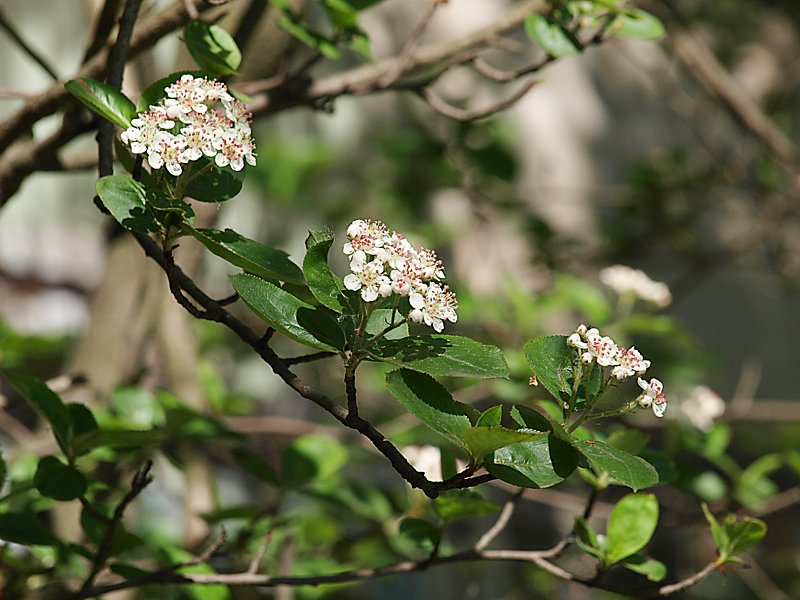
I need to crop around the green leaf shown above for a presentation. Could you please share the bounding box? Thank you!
[720,514,767,561]
[434,490,499,522]
[184,21,242,75]
[0,511,59,546]
[372,335,509,379]
[486,433,581,488]
[462,426,538,463]
[605,493,659,565]
[385,369,475,450]
[523,335,573,401]
[34,456,88,501]
[578,440,659,491]
[278,16,342,59]
[186,158,246,202]
[509,404,552,432]
[366,309,409,341]
[573,516,605,559]
[610,9,665,40]
[476,405,502,427]
[397,518,440,552]
[701,503,725,552]
[71,429,165,456]
[5,371,71,455]
[622,554,668,582]
[65,77,136,128]
[95,175,158,233]
[525,14,581,57]
[230,274,341,351]
[303,229,347,312]
[282,435,349,488]
[190,228,304,284]
[233,448,280,486]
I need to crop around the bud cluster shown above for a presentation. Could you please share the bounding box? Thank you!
[343,219,458,333]
[567,324,666,417]
[120,74,256,176]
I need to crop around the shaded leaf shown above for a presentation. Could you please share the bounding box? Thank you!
[34,456,88,501]
[0,511,58,546]
[96,175,158,233]
[373,335,509,379]
[186,159,246,202]
[486,433,581,488]
[303,229,347,312]
[282,435,349,488]
[190,227,304,284]
[434,489,499,521]
[233,448,280,486]
[230,273,341,351]
[366,308,409,341]
[385,369,475,450]
[72,429,165,456]
[397,518,439,552]
[6,371,71,455]
[462,426,537,463]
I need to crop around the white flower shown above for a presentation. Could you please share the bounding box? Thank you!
[343,261,388,302]
[408,283,458,333]
[612,346,651,380]
[585,328,620,367]
[637,377,667,417]
[599,265,671,308]
[677,386,725,431]
[148,133,188,176]
[567,332,588,350]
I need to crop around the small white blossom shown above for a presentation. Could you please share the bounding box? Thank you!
[585,328,620,367]
[408,283,458,333]
[120,75,255,175]
[637,377,667,417]
[600,265,671,308]
[612,346,651,380]
[343,261,388,302]
[677,386,725,431]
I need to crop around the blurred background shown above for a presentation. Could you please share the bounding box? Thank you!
[0,0,799,598]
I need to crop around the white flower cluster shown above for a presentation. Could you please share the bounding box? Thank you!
[343,219,458,333]
[120,74,256,176]
[599,265,671,308]
[567,324,666,417]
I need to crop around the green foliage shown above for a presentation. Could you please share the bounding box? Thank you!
[189,227,305,284]
[230,273,344,351]
[578,440,659,491]
[303,229,348,312]
[605,493,659,565]
[610,8,666,40]
[185,160,247,202]
[95,175,158,233]
[372,335,510,379]
[34,456,87,501]
[702,504,767,565]
[525,14,581,57]
[65,77,136,128]
[184,21,242,75]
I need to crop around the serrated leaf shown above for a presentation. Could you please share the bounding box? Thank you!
[525,14,581,57]
[462,426,537,463]
[372,335,509,379]
[190,227,304,284]
[34,456,88,501]
[476,405,502,427]
[610,9,665,40]
[605,493,659,565]
[184,21,241,75]
[303,229,347,312]
[510,404,552,432]
[5,371,71,455]
[523,335,573,401]
[385,369,475,450]
[95,175,158,233]
[65,77,136,128]
[0,511,59,546]
[486,433,580,488]
[230,273,342,351]
[579,440,659,491]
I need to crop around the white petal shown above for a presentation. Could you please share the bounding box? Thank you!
[343,274,361,291]
[409,292,424,309]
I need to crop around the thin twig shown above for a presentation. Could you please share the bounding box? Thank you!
[419,78,539,121]
[283,351,337,366]
[247,533,272,574]
[0,7,59,80]
[475,489,522,551]
[379,0,446,87]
